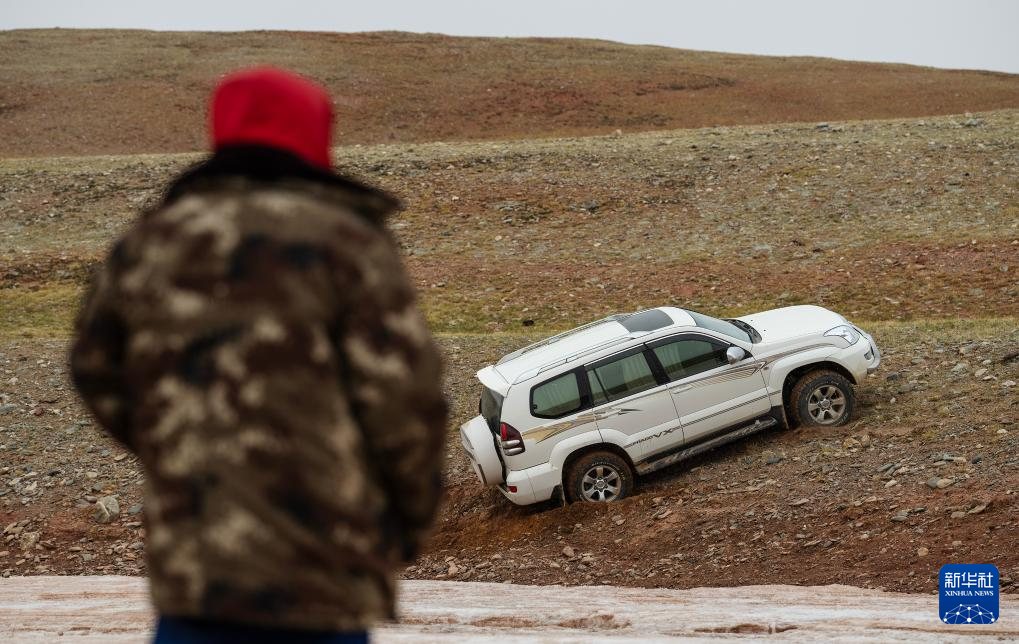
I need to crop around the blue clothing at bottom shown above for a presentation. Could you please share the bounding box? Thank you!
[153,616,369,644]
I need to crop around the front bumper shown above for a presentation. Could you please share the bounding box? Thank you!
[832,326,880,384]
[857,327,881,374]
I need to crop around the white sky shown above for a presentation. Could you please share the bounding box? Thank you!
[4,0,1019,73]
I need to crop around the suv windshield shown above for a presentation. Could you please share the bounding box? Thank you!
[685,310,756,343]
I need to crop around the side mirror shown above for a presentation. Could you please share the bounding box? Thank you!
[726,346,747,365]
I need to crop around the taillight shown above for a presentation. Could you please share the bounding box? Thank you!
[499,422,525,455]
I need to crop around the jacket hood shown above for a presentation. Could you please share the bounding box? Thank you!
[211,66,334,170]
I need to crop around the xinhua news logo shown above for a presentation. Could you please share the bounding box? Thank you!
[939,564,999,625]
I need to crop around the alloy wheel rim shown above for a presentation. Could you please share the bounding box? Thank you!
[807,384,846,425]
[581,464,621,502]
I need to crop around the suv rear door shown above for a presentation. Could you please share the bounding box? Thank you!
[586,347,681,460]
[647,334,769,452]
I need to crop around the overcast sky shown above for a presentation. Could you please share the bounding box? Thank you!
[5,0,1019,73]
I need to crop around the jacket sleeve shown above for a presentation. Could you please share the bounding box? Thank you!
[335,226,448,563]
[70,255,133,449]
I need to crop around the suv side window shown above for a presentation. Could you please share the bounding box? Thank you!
[652,338,728,381]
[531,371,583,418]
[587,351,658,403]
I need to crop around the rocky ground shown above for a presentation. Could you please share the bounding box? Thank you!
[2,110,1018,336]
[0,109,1016,594]
[1,322,1016,593]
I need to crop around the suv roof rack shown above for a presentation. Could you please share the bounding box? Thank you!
[496,313,632,365]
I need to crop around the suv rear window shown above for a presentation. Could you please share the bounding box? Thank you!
[531,371,583,418]
[480,387,504,432]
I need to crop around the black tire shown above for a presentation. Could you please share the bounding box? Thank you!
[790,370,855,427]
[564,451,634,504]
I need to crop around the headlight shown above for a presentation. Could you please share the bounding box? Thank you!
[825,324,859,345]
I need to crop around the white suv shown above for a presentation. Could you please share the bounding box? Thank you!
[460,306,880,505]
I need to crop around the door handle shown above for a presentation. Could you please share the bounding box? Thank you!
[670,385,692,394]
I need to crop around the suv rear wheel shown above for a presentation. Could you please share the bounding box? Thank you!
[565,451,634,503]
[790,369,854,427]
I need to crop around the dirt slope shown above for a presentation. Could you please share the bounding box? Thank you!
[1,322,1017,594]
[3,29,1019,157]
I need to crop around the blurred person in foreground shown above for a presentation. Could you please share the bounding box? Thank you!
[70,67,447,644]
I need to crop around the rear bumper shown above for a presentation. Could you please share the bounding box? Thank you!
[498,463,559,506]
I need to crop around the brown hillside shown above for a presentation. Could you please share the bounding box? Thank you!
[2,29,1019,157]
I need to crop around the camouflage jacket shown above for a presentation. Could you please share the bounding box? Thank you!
[70,147,447,631]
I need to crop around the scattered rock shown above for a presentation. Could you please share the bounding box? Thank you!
[18,532,39,552]
[927,476,955,490]
[92,496,120,524]
[918,547,929,557]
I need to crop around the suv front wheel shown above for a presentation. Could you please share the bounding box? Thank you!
[565,451,634,503]
[790,369,855,427]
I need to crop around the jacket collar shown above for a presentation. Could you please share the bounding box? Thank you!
[161,145,400,223]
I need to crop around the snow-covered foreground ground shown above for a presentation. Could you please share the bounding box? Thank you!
[0,576,1014,642]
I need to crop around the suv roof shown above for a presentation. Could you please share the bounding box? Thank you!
[491,307,695,386]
